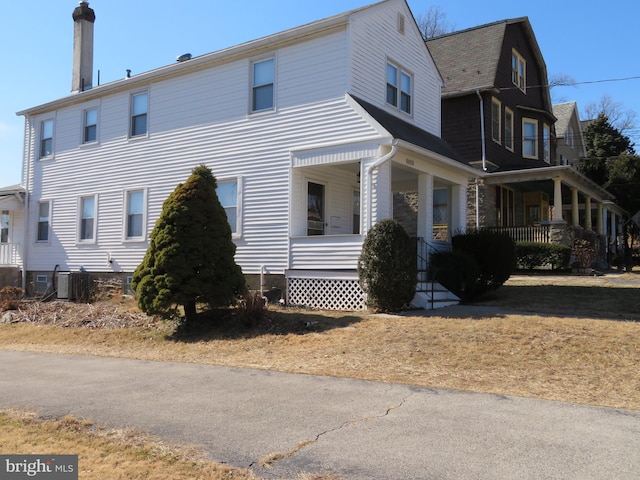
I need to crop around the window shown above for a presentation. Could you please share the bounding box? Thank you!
[386,62,412,114]
[37,201,50,242]
[307,182,325,236]
[126,190,144,239]
[251,58,275,112]
[496,186,515,227]
[130,92,148,137]
[352,190,360,235]
[491,98,501,143]
[543,124,550,163]
[511,49,526,91]
[217,180,239,235]
[523,118,538,158]
[83,108,98,143]
[566,126,574,148]
[504,108,514,151]
[79,196,96,241]
[40,119,53,158]
[1,210,9,243]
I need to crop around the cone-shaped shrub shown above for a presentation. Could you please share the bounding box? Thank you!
[132,165,246,324]
[358,219,417,312]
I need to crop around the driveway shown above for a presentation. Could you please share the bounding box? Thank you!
[1,350,639,479]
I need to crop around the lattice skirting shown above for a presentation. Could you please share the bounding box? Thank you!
[287,275,366,311]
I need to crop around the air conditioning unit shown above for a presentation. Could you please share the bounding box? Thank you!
[57,272,91,301]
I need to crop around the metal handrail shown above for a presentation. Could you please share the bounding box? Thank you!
[412,237,450,309]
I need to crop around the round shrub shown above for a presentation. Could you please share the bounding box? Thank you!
[358,219,417,312]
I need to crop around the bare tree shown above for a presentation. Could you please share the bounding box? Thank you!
[416,6,455,39]
[549,73,577,103]
[583,94,637,135]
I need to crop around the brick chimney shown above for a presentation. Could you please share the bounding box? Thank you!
[71,1,96,93]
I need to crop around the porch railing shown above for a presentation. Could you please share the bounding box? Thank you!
[0,243,21,266]
[486,225,551,243]
[413,237,450,309]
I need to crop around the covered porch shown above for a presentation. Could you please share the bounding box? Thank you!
[0,185,25,288]
[478,166,626,257]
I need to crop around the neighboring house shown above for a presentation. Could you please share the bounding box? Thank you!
[426,18,626,251]
[553,102,586,170]
[0,185,25,287]
[8,0,477,309]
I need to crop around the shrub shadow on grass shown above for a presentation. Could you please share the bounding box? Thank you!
[167,307,365,343]
[475,285,640,322]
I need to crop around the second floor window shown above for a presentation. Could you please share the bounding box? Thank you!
[40,119,54,158]
[84,108,98,143]
[130,92,148,137]
[505,108,514,151]
[386,62,412,114]
[543,124,551,163]
[523,118,538,159]
[491,98,501,143]
[252,58,275,112]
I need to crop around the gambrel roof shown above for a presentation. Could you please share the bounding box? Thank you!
[426,18,552,112]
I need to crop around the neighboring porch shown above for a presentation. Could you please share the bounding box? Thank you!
[0,185,25,289]
[475,166,626,260]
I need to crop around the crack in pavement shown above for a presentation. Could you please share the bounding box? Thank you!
[253,390,415,472]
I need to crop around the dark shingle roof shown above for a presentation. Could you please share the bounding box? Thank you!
[352,96,468,165]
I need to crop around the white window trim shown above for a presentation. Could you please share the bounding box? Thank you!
[36,199,52,244]
[491,97,502,144]
[511,49,526,92]
[77,194,98,244]
[386,59,413,116]
[39,118,55,159]
[250,56,276,114]
[504,107,514,151]
[218,177,242,239]
[82,106,99,145]
[129,90,149,139]
[522,118,538,159]
[123,188,147,242]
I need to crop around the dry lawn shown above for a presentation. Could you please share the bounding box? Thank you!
[0,408,256,480]
[1,271,639,411]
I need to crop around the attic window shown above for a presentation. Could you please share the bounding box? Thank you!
[397,14,405,35]
[511,49,526,92]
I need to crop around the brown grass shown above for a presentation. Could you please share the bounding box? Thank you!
[1,273,639,412]
[0,408,256,480]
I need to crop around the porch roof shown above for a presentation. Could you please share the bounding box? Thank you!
[0,185,25,210]
[351,96,468,166]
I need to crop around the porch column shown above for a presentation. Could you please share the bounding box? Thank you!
[571,188,579,227]
[552,177,564,222]
[584,195,592,230]
[602,206,608,238]
[417,173,433,242]
[610,211,618,253]
[450,184,466,238]
[596,203,603,235]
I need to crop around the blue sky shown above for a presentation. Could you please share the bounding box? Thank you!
[1,0,638,187]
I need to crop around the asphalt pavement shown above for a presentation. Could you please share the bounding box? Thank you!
[1,350,639,479]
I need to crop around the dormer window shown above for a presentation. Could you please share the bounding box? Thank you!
[511,49,526,92]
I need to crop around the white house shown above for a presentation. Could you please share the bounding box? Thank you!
[9,0,479,309]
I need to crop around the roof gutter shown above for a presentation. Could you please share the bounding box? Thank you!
[476,89,487,172]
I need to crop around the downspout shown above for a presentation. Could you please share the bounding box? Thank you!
[476,89,487,172]
[364,139,398,233]
[21,115,32,294]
